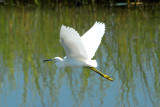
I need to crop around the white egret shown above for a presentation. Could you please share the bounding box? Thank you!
[44,21,113,81]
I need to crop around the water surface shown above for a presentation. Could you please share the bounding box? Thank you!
[0,5,160,107]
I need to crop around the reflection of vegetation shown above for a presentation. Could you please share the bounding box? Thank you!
[0,6,160,106]
[104,8,160,106]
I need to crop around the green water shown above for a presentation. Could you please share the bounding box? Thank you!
[0,5,160,107]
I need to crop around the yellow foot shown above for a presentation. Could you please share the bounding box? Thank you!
[104,75,113,81]
[85,66,113,81]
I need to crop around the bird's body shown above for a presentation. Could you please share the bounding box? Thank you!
[44,21,113,81]
[53,57,97,68]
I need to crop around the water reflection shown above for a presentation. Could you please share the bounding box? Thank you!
[0,5,160,107]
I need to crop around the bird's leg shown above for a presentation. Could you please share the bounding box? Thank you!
[85,66,113,81]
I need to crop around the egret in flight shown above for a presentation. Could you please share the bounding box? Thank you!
[44,21,113,81]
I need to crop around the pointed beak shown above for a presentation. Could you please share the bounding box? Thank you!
[43,59,53,62]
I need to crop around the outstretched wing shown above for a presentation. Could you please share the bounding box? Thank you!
[60,25,88,60]
[81,22,105,59]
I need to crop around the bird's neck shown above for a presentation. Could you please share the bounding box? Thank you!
[55,57,64,68]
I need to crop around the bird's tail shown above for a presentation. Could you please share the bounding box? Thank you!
[86,60,97,67]
[86,67,113,81]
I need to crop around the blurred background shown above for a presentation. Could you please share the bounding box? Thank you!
[0,0,160,107]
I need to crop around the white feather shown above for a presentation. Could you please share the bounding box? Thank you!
[44,22,113,80]
[60,25,88,60]
[59,22,105,67]
[81,22,105,59]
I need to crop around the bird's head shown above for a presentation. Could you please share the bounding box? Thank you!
[43,57,63,62]
[43,57,63,67]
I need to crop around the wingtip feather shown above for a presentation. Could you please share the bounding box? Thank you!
[95,21,105,29]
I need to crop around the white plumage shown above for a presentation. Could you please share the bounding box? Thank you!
[81,22,105,59]
[43,21,114,81]
[57,21,105,68]
[44,21,105,68]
